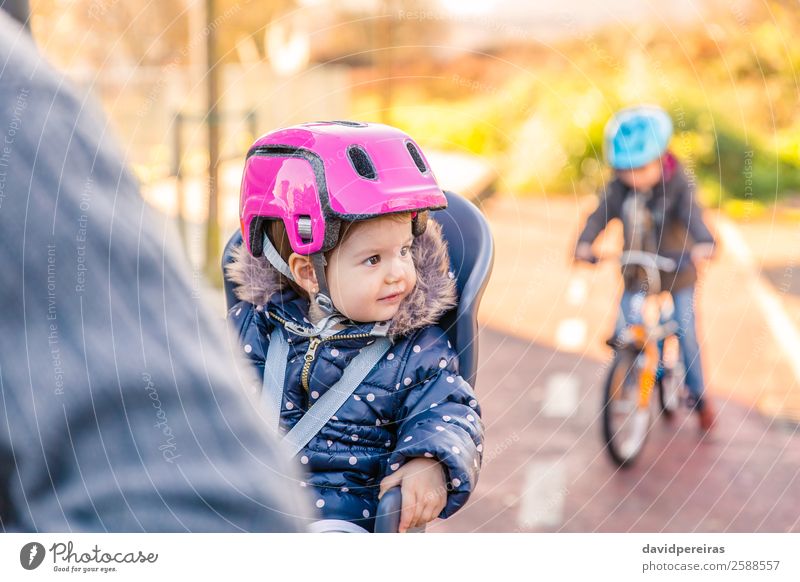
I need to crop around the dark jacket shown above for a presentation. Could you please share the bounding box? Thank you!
[226,219,484,531]
[0,12,309,532]
[577,154,715,292]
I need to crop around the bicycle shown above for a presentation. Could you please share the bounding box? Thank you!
[599,250,688,468]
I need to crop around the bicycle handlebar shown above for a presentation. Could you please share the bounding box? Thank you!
[578,250,692,293]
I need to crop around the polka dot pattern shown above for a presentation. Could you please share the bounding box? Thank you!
[239,301,484,522]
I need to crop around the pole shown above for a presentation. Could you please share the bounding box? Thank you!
[204,0,222,284]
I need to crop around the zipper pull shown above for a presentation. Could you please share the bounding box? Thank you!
[305,337,322,362]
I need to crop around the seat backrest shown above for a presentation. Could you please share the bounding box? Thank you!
[222,191,494,387]
[429,191,494,387]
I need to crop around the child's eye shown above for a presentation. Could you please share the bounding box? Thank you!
[364,255,380,266]
[400,246,411,257]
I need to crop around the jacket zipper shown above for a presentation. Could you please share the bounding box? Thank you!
[268,311,376,393]
[300,332,376,392]
[301,337,322,392]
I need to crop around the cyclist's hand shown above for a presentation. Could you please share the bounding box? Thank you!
[378,457,446,532]
[691,242,715,263]
[574,242,598,264]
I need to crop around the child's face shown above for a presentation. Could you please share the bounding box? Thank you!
[616,159,663,191]
[325,215,417,323]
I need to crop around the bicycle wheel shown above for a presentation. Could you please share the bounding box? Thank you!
[657,335,683,419]
[602,349,653,467]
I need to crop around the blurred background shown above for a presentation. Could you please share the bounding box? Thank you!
[21,0,800,532]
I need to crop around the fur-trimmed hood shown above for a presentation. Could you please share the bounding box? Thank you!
[225,218,457,339]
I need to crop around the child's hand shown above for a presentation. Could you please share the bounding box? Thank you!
[574,242,598,264]
[378,457,447,532]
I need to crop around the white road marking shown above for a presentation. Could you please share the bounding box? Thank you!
[555,317,587,352]
[716,219,800,384]
[542,373,579,418]
[567,275,588,306]
[518,459,567,529]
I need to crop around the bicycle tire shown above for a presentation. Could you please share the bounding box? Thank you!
[657,335,683,419]
[602,349,653,468]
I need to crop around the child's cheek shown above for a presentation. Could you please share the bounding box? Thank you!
[406,263,418,292]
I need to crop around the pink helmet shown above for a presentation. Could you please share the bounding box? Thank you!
[239,121,447,314]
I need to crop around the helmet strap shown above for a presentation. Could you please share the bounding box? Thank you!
[261,233,337,316]
[311,252,336,316]
[261,232,296,282]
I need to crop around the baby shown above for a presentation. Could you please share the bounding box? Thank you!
[227,121,484,532]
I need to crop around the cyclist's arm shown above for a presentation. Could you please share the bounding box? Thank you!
[677,183,715,247]
[576,185,624,248]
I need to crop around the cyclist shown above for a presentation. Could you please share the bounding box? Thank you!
[0,11,308,531]
[574,105,717,432]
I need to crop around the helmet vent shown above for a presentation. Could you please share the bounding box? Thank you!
[347,145,377,180]
[405,141,428,174]
[331,120,367,127]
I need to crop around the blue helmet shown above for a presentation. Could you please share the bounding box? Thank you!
[604,105,673,170]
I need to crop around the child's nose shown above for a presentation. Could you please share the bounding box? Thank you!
[384,257,406,283]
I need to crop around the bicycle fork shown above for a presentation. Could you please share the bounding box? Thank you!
[638,341,659,408]
[629,325,658,409]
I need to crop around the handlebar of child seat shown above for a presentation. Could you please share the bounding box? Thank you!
[373,486,402,533]
[305,487,403,533]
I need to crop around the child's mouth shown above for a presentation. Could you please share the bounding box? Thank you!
[378,293,402,303]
